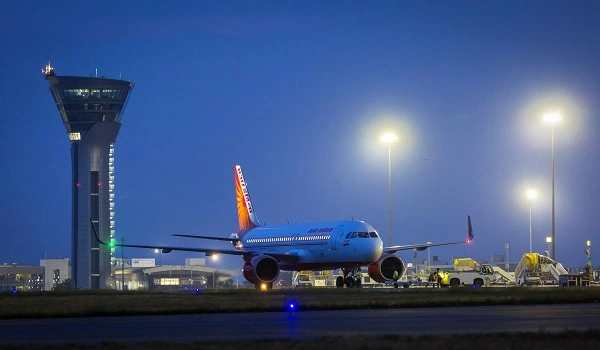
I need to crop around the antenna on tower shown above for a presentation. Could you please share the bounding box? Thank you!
[42,48,55,76]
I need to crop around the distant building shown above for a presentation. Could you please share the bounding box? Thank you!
[0,258,236,292]
[40,258,71,291]
[491,254,505,263]
[43,62,133,289]
[0,259,70,292]
[112,258,236,291]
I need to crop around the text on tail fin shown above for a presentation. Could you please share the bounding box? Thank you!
[235,165,260,230]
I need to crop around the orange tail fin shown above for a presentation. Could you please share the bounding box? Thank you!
[235,165,260,230]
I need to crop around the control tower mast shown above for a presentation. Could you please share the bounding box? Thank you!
[43,61,133,289]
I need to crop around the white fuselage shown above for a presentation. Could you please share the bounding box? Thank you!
[238,220,383,270]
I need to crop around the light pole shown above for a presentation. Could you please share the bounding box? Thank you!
[544,111,561,260]
[120,237,126,290]
[154,249,162,267]
[380,132,398,247]
[211,255,218,288]
[546,236,552,257]
[505,243,509,271]
[427,241,432,272]
[526,189,537,253]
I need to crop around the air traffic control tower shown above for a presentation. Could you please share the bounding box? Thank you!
[43,62,133,289]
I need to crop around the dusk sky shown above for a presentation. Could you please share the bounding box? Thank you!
[1,1,599,274]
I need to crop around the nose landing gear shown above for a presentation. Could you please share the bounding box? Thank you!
[335,267,363,288]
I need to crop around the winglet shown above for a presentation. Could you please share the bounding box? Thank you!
[235,165,261,230]
[467,215,474,242]
[90,218,108,245]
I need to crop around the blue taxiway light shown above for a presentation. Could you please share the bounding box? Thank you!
[286,300,297,312]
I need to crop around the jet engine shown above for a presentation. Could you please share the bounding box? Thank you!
[242,255,280,285]
[367,253,405,283]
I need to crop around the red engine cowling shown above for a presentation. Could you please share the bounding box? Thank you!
[367,253,405,283]
[242,255,280,285]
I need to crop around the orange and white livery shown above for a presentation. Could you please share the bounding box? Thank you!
[235,165,260,231]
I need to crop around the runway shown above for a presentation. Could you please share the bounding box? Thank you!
[1,303,599,345]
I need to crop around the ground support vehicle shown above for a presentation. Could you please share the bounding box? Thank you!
[383,275,441,288]
[559,274,592,287]
[442,264,496,287]
[385,279,412,288]
[514,253,568,285]
[292,271,315,288]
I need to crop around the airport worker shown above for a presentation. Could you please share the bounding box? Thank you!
[392,268,399,281]
[436,268,441,288]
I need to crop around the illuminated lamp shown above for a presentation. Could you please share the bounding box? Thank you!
[286,300,297,312]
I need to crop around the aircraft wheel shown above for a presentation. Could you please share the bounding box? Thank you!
[345,276,355,288]
[335,276,345,288]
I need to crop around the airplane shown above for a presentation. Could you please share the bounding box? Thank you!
[93,165,473,290]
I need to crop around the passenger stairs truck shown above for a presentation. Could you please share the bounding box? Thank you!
[491,266,515,284]
[514,253,568,285]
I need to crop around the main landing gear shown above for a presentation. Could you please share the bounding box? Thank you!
[335,267,363,288]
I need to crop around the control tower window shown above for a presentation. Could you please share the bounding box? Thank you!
[59,89,90,100]
[102,90,124,100]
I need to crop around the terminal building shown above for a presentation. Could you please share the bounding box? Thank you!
[43,62,133,289]
[113,258,238,291]
[0,258,237,292]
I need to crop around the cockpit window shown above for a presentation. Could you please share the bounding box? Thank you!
[345,232,352,239]
[358,232,369,238]
[350,232,357,238]
[369,232,378,238]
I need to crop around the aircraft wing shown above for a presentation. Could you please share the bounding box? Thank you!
[383,240,469,254]
[173,234,238,242]
[383,215,474,254]
[108,242,300,264]
[90,220,300,264]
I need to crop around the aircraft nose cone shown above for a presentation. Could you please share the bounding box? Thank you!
[371,239,383,261]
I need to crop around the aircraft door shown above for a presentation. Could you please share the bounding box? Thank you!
[330,225,344,250]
